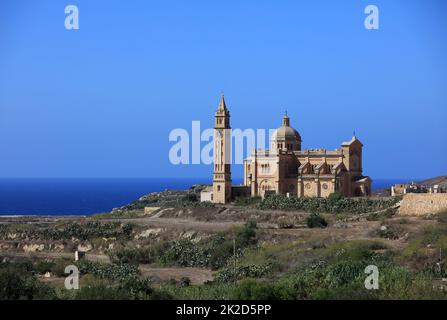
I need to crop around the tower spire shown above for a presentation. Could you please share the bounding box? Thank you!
[217,94,227,112]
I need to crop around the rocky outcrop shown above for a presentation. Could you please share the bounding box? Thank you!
[135,228,165,239]
[23,244,45,252]
[112,185,212,213]
[77,243,93,252]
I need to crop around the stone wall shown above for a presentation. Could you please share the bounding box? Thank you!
[399,193,447,216]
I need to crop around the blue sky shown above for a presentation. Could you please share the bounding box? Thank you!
[0,0,446,180]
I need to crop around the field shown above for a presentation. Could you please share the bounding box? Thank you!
[1,195,446,300]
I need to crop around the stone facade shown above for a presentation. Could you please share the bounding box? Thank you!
[210,96,372,204]
[212,96,232,204]
[399,193,447,216]
[200,186,213,202]
[244,116,372,199]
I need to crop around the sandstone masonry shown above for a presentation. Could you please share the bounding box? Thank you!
[399,193,447,216]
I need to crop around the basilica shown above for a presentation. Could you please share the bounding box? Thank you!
[204,96,372,204]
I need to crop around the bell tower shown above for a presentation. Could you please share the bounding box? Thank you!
[212,95,232,204]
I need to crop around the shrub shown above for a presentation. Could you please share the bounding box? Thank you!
[51,258,74,277]
[275,246,427,300]
[26,221,135,241]
[0,264,56,300]
[76,261,140,282]
[160,282,232,300]
[34,260,56,275]
[230,279,279,300]
[371,225,403,240]
[208,221,257,270]
[179,277,191,287]
[160,240,210,268]
[74,272,172,300]
[260,194,399,214]
[75,284,130,300]
[328,192,344,202]
[236,220,257,247]
[108,243,168,264]
[216,264,273,283]
[306,213,328,228]
[234,197,262,207]
[106,221,258,271]
[207,236,235,270]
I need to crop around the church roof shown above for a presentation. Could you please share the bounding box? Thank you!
[341,134,363,147]
[353,176,371,182]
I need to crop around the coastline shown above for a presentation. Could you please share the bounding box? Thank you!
[0,178,422,216]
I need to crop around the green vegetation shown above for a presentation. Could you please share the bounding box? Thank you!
[158,240,447,300]
[215,264,273,283]
[0,257,173,300]
[370,224,404,240]
[327,192,344,202]
[306,213,328,228]
[0,260,56,300]
[234,196,262,207]
[108,221,258,270]
[108,244,168,264]
[398,223,447,278]
[2,224,446,300]
[259,194,400,214]
[76,260,140,282]
[0,221,134,241]
[1,192,446,301]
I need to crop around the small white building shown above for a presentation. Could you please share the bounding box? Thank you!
[200,186,213,202]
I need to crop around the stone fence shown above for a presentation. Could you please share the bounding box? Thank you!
[399,193,447,216]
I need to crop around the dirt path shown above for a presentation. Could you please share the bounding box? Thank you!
[1,251,110,263]
[107,216,243,232]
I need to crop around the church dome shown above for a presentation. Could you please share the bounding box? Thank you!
[272,126,301,141]
[271,113,302,151]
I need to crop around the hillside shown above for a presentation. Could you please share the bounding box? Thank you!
[373,175,447,196]
[1,193,447,300]
[418,176,447,188]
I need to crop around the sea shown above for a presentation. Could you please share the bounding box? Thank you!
[0,178,409,216]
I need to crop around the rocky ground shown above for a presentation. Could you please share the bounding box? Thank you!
[1,189,446,300]
[0,205,443,279]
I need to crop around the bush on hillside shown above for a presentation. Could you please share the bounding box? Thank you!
[260,194,399,214]
[0,262,56,300]
[306,213,328,228]
[230,279,279,300]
